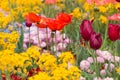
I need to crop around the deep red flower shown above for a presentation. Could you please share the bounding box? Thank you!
[46,18,65,31]
[25,12,40,23]
[116,0,120,2]
[56,12,72,25]
[25,20,32,27]
[90,33,102,50]
[36,16,47,28]
[10,74,22,80]
[2,74,6,80]
[27,68,35,77]
[80,20,94,41]
[108,24,120,41]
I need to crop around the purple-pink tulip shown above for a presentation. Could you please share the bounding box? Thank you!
[80,20,94,41]
[90,33,102,50]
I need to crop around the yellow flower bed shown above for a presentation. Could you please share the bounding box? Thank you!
[0,31,81,79]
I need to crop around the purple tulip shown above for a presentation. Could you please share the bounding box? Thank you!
[116,0,120,2]
[90,33,102,50]
[80,20,94,41]
[25,20,32,27]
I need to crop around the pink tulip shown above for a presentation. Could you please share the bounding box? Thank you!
[108,14,120,20]
[45,0,57,4]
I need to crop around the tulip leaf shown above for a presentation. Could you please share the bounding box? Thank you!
[0,70,2,80]
[14,27,24,53]
[117,40,120,56]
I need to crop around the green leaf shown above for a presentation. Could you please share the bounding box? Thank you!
[0,70,2,80]
[14,27,24,53]
[117,40,120,56]
[5,70,10,80]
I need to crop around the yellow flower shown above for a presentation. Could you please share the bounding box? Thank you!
[98,6,107,13]
[71,7,81,19]
[115,3,120,10]
[99,15,108,24]
[116,67,120,74]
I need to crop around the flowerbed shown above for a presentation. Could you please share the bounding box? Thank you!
[1,0,120,80]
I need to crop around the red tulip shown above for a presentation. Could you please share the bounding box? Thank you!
[46,18,65,31]
[25,12,40,23]
[80,20,94,41]
[90,33,102,50]
[108,24,120,41]
[36,16,47,28]
[56,12,72,25]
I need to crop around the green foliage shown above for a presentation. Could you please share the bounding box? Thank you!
[14,27,24,53]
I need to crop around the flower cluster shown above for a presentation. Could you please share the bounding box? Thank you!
[25,12,72,31]
[23,26,70,52]
[0,45,81,80]
[0,31,19,50]
[80,50,120,79]
[80,20,102,50]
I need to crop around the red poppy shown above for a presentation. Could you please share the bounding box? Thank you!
[25,12,40,23]
[56,12,72,25]
[46,18,65,31]
[36,16,47,28]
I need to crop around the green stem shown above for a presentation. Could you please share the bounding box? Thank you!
[55,31,58,57]
[37,27,40,47]
[101,23,108,49]
[46,27,49,50]
[28,27,31,47]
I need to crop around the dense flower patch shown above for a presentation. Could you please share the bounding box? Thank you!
[1,0,120,80]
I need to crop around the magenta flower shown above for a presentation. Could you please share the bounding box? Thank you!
[116,0,120,2]
[108,24,120,41]
[90,33,102,50]
[80,20,94,41]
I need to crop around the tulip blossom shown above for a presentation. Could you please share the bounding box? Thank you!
[87,0,117,5]
[56,12,72,25]
[80,20,94,41]
[90,33,102,50]
[25,20,32,27]
[108,14,120,20]
[36,16,47,28]
[116,0,120,2]
[108,24,120,41]
[46,18,65,31]
[25,12,40,23]
[45,0,57,4]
